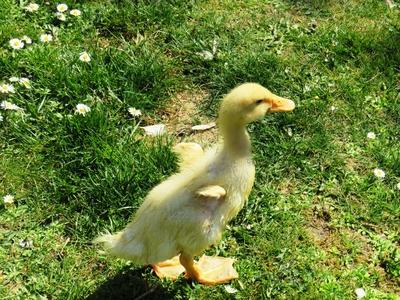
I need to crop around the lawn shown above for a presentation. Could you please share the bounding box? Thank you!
[1,0,399,299]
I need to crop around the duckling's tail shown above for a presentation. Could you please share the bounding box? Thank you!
[93,231,145,262]
[93,231,120,250]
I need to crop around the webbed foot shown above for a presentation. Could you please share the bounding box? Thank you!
[181,254,238,285]
[152,255,185,280]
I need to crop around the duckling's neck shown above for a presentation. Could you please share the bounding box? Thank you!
[220,124,251,157]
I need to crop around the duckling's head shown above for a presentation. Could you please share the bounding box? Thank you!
[218,83,295,127]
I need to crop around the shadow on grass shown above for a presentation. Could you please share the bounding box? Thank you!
[86,267,174,300]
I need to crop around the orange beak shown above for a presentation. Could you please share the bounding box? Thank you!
[265,93,295,112]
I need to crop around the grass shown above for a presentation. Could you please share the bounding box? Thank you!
[1,0,399,299]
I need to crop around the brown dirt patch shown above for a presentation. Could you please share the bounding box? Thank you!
[306,209,336,249]
[157,89,219,147]
[277,178,296,195]
[304,206,400,294]
[305,203,372,262]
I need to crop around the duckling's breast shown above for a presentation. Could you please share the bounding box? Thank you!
[208,155,256,224]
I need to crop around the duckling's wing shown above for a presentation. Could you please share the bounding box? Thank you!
[173,142,204,170]
[195,185,226,200]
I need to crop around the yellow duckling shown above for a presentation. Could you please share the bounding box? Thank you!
[95,83,295,285]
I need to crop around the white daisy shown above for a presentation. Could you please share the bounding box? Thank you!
[56,3,68,13]
[9,38,24,50]
[19,78,31,89]
[40,34,53,43]
[70,9,81,16]
[1,100,22,111]
[24,3,39,12]
[396,182,400,190]
[79,51,91,62]
[22,35,32,44]
[329,106,337,112]
[9,77,20,82]
[56,12,66,21]
[373,168,385,179]
[75,103,91,115]
[0,83,15,94]
[367,132,376,139]
[3,194,15,204]
[0,114,3,121]
[128,107,142,117]
[355,288,366,299]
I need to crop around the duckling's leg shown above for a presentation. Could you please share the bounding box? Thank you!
[180,252,239,285]
[152,255,185,280]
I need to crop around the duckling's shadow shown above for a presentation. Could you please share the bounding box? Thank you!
[86,267,174,300]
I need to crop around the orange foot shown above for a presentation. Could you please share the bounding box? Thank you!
[152,255,185,280]
[185,255,239,285]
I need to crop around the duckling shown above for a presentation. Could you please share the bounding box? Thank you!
[95,83,295,285]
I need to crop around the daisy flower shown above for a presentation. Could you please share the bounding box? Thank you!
[396,182,400,190]
[355,288,366,299]
[70,9,81,16]
[9,77,20,82]
[40,34,53,43]
[3,194,15,204]
[0,83,15,94]
[128,107,142,117]
[75,103,91,115]
[9,38,24,50]
[24,3,39,12]
[79,51,91,62]
[367,132,376,139]
[22,35,32,44]
[373,168,385,179]
[1,100,22,111]
[0,114,3,121]
[329,106,337,112]
[19,78,31,89]
[57,3,68,12]
[56,12,66,21]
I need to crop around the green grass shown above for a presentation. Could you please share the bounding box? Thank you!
[1,0,399,299]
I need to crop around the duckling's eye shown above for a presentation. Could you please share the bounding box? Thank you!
[255,99,263,105]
